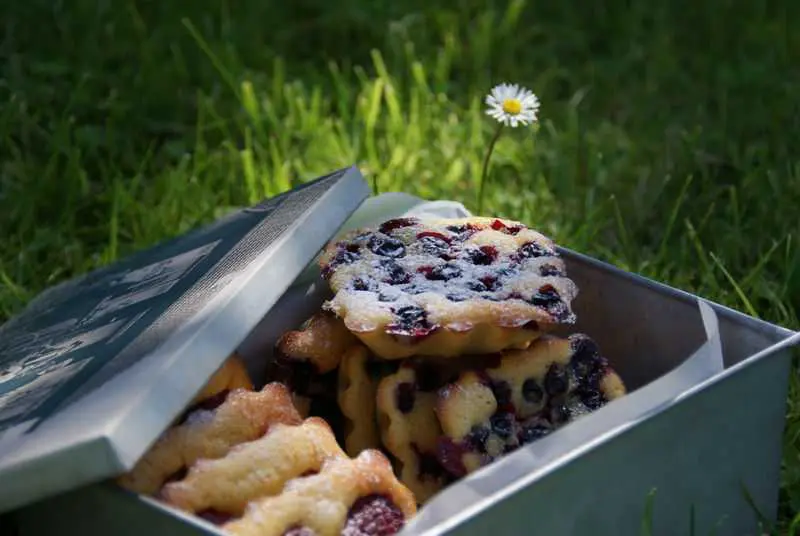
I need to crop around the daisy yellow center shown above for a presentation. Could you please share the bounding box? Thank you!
[502,98,522,115]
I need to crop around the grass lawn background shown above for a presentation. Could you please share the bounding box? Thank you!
[1,0,798,531]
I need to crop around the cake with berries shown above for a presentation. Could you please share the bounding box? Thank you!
[375,364,453,503]
[337,344,386,457]
[118,382,303,495]
[434,334,626,477]
[268,311,358,421]
[221,450,417,536]
[275,311,358,375]
[318,216,578,359]
[160,417,347,517]
[122,373,417,536]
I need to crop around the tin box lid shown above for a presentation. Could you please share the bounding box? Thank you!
[0,166,371,514]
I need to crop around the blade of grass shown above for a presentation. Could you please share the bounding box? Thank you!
[710,252,760,318]
[640,488,657,536]
[182,18,240,99]
[656,174,693,263]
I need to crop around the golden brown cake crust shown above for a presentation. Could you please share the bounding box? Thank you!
[375,366,450,504]
[222,449,417,536]
[434,334,626,478]
[318,216,578,359]
[337,345,382,457]
[160,417,345,515]
[118,383,302,495]
[276,311,358,374]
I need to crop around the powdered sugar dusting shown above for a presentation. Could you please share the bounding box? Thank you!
[320,217,579,332]
[184,408,217,426]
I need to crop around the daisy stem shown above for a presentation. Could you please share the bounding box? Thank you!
[478,123,505,214]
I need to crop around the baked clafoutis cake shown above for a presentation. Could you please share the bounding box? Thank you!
[121,373,417,535]
[375,364,453,504]
[337,344,385,457]
[318,217,578,359]
[434,334,626,477]
[118,381,302,495]
[116,214,632,533]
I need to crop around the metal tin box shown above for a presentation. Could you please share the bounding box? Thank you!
[1,175,797,536]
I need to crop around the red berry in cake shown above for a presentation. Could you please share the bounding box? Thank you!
[197,509,234,526]
[436,437,468,478]
[416,231,452,257]
[530,285,562,308]
[466,245,499,265]
[342,495,405,536]
[379,218,419,235]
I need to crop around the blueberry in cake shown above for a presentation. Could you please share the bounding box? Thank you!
[337,345,386,457]
[318,217,578,359]
[434,334,626,477]
[118,382,303,495]
[375,365,452,504]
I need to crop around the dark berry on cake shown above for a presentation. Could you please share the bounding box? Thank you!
[342,494,406,536]
[368,235,407,258]
[543,363,570,397]
[387,306,435,338]
[518,418,553,445]
[433,334,626,477]
[521,378,544,404]
[466,245,499,265]
[379,260,411,285]
[376,367,450,504]
[216,450,417,536]
[379,218,419,234]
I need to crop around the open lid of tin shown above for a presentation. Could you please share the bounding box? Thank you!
[0,166,370,514]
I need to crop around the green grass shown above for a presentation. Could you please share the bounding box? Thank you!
[1,0,798,531]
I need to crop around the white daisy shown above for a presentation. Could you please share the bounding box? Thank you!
[485,83,540,127]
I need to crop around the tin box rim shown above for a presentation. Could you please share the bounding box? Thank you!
[0,166,371,515]
[561,246,796,343]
